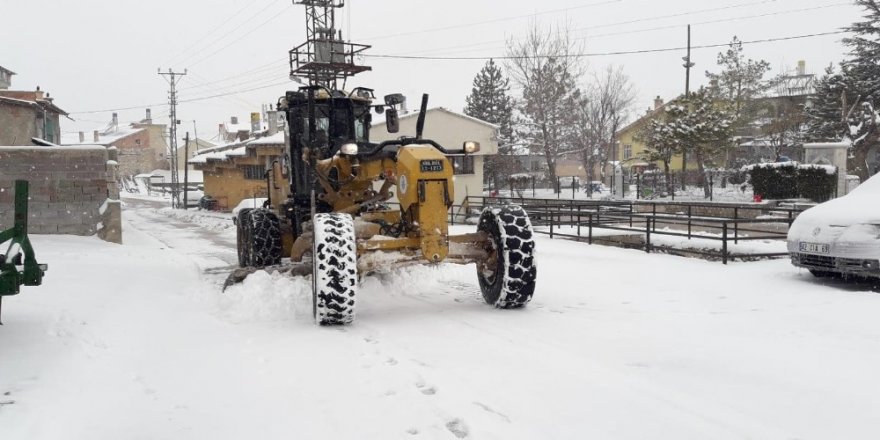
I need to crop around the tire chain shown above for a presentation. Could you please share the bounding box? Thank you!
[248,208,282,267]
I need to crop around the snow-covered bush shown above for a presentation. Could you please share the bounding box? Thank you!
[744,162,837,201]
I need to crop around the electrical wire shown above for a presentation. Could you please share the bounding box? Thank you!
[400,1,849,57]
[364,30,847,61]
[185,3,292,69]
[163,0,264,67]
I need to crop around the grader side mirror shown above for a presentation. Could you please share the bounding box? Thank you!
[385,108,400,134]
[384,93,405,107]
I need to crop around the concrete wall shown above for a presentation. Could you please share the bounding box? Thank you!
[111,130,158,177]
[202,166,268,211]
[0,102,37,145]
[0,146,115,236]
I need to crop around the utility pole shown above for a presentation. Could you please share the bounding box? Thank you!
[158,68,187,208]
[681,25,694,191]
[183,132,190,210]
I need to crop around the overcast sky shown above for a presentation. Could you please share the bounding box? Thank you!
[3,0,862,144]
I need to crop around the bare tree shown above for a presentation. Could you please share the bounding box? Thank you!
[506,23,585,192]
[570,66,636,193]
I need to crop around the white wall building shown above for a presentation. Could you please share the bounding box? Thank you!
[371,107,498,207]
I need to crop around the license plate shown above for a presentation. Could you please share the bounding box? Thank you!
[799,242,830,254]
[420,160,444,172]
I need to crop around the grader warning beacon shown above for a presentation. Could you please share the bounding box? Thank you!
[232,0,536,325]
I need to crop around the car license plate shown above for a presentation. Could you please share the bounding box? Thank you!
[799,242,830,254]
[420,160,444,172]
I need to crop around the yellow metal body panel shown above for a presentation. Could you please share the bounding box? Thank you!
[395,146,454,263]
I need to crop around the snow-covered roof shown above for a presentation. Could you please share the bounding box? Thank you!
[374,107,500,130]
[247,132,285,146]
[61,126,147,146]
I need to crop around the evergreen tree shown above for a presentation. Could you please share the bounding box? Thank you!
[804,65,848,142]
[670,88,735,197]
[840,0,880,178]
[464,59,515,187]
[705,36,771,125]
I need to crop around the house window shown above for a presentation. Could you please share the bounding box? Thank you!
[135,139,142,145]
[242,165,265,180]
[531,160,542,172]
[450,156,475,175]
[623,144,633,160]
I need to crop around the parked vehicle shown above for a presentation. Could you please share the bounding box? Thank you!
[787,173,880,279]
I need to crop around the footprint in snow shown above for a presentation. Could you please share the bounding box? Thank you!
[406,428,419,435]
[445,418,469,439]
[415,381,437,396]
[385,357,398,366]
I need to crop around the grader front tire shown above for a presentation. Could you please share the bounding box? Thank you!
[476,205,537,309]
[312,213,358,325]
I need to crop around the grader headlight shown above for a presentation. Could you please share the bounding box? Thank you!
[340,143,359,155]
[463,141,481,154]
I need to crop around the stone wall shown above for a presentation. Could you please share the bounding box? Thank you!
[0,146,120,238]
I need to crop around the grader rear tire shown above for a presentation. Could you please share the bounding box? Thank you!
[248,208,282,267]
[476,205,537,308]
[235,209,253,268]
[312,213,358,325]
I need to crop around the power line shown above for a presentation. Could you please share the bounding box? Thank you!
[185,2,292,69]
[364,30,847,61]
[363,0,623,41]
[403,1,848,57]
[164,0,264,67]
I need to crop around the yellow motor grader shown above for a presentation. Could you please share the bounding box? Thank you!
[233,90,537,324]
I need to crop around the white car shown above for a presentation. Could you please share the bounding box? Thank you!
[787,174,880,279]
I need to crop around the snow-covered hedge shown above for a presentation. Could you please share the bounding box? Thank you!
[743,162,837,202]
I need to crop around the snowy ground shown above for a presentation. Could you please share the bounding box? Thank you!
[2,198,880,439]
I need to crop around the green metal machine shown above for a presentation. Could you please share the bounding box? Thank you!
[0,180,47,324]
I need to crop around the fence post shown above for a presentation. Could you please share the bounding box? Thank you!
[671,173,676,201]
[687,205,692,239]
[734,207,739,245]
[645,215,652,253]
[710,173,714,201]
[577,210,581,237]
[722,221,729,265]
[550,209,554,239]
[588,213,593,244]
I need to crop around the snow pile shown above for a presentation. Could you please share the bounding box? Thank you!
[215,271,312,323]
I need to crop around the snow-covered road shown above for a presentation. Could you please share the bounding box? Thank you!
[2,198,879,439]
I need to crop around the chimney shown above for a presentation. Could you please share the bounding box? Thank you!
[797,60,806,76]
[231,116,239,125]
[654,96,664,110]
[145,108,152,124]
[112,112,119,127]
[78,131,85,143]
[93,130,100,143]
[267,111,279,135]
